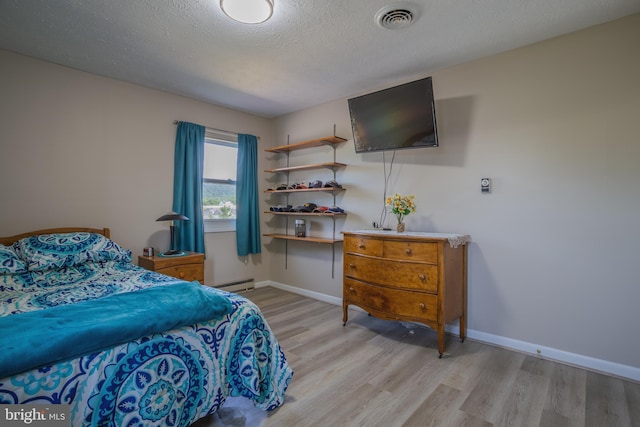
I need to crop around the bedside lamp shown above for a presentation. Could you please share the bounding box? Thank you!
[156,211,189,256]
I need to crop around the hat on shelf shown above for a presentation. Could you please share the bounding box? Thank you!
[323,180,342,189]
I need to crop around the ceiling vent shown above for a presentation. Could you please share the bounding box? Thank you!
[375,3,420,29]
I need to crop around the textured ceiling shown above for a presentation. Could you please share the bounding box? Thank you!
[1,0,639,118]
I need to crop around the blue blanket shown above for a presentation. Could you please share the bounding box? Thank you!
[0,282,232,378]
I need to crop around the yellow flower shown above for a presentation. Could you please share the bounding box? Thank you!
[385,193,417,223]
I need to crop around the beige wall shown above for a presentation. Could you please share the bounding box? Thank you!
[271,14,640,372]
[1,13,639,377]
[0,49,272,287]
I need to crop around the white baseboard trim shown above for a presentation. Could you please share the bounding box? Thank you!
[255,280,343,306]
[466,329,640,382]
[255,280,640,382]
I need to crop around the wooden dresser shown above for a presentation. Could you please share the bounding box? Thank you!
[342,230,469,357]
[138,252,205,283]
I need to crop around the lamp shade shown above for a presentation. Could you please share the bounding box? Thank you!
[220,0,273,24]
[156,212,189,222]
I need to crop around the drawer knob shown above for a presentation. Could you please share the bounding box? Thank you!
[406,248,412,255]
[358,244,365,249]
[420,303,426,310]
[419,274,426,281]
[179,272,185,278]
[349,263,356,269]
[349,287,355,294]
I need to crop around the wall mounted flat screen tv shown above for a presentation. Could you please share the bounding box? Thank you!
[348,77,438,153]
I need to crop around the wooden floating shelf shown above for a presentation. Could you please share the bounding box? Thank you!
[264,162,346,174]
[263,233,343,244]
[264,211,347,216]
[265,136,347,153]
[265,187,345,194]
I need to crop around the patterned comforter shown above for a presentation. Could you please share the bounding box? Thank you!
[0,260,293,426]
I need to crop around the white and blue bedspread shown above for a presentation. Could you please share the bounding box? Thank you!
[0,261,293,426]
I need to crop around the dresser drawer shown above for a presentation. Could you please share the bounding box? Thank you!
[344,278,438,323]
[156,264,204,282]
[344,254,438,292]
[383,241,438,263]
[344,236,383,257]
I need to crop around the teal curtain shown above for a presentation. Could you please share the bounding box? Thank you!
[236,134,261,256]
[173,121,205,254]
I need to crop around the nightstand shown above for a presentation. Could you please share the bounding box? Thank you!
[138,252,205,283]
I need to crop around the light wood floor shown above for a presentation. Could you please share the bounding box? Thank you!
[195,286,640,427]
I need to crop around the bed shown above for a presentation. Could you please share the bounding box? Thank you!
[0,227,293,426]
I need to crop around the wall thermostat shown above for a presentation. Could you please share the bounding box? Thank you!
[481,178,491,193]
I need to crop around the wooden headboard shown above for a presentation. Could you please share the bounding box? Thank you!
[0,227,111,246]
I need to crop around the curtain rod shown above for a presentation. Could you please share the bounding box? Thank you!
[173,120,259,139]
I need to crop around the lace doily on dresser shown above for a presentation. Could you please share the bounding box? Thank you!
[447,234,471,248]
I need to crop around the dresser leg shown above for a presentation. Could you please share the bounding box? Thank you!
[342,303,348,326]
[460,243,468,343]
[438,324,445,357]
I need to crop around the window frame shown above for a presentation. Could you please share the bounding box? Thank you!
[203,135,238,233]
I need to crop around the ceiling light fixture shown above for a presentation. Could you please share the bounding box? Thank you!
[220,0,274,24]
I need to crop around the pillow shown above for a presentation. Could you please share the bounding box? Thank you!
[14,232,132,272]
[0,244,28,274]
[0,270,33,292]
[29,264,94,288]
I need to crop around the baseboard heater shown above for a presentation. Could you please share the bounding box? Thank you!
[214,278,254,293]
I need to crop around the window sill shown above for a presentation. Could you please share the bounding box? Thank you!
[204,219,236,233]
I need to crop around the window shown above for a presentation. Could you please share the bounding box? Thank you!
[203,133,237,232]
